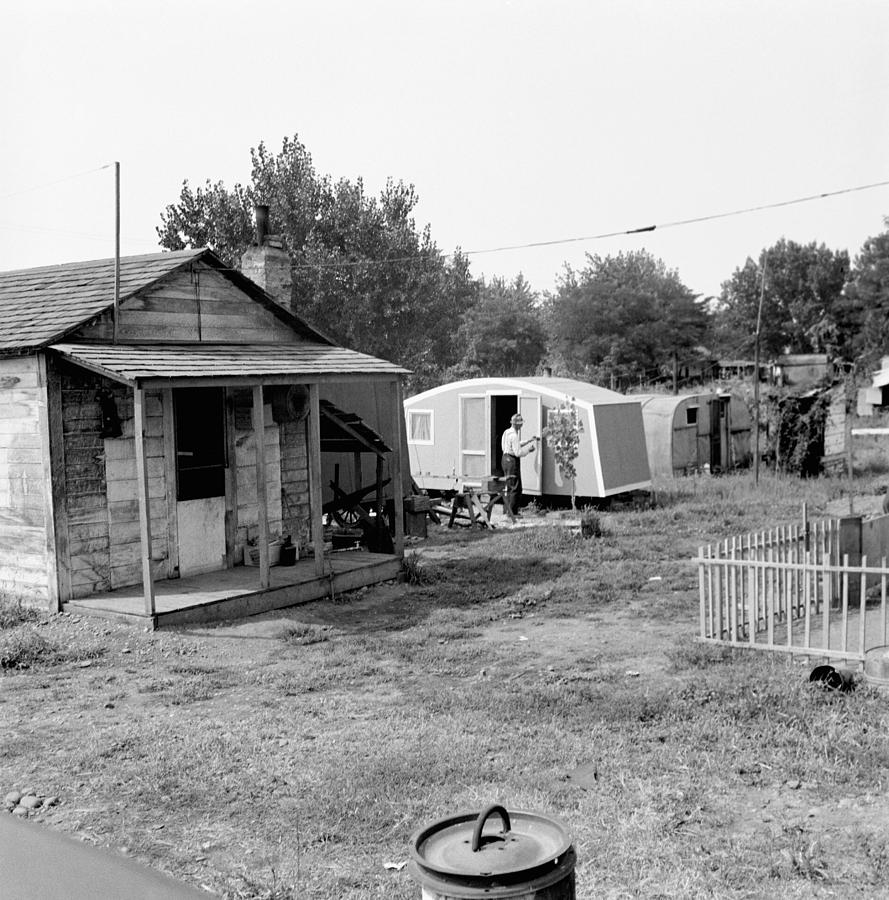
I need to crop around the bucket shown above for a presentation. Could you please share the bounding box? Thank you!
[408,804,575,899]
[863,646,889,689]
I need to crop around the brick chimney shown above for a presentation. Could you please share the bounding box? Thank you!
[240,204,293,313]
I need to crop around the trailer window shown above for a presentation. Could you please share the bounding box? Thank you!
[686,406,698,426]
[409,409,433,444]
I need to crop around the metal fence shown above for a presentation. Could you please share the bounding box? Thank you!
[697,519,889,664]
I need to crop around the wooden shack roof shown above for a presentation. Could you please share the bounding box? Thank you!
[50,342,407,386]
[0,248,331,351]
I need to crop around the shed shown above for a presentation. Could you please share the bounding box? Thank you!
[0,246,408,627]
[404,377,650,501]
[635,392,751,478]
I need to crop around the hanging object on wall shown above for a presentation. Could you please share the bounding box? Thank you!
[97,389,123,438]
[270,385,310,424]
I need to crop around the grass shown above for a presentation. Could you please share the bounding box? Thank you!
[2,470,889,898]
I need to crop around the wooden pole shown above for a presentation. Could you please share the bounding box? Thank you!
[252,385,270,589]
[753,254,767,485]
[133,386,156,622]
[113,161,120,344]
[307,384,326,576]
[391,379,406,557]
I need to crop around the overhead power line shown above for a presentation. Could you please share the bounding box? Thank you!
[466,179,889,257]
[0,163,113,201]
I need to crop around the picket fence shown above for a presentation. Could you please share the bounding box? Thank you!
[697,518,889,664]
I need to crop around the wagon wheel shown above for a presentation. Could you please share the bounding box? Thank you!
[332,506,364,528]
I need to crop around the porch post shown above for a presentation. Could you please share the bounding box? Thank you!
[391,378,405,557]
[252,384,270,589]
[133,386,156,620]
[307,383,326,576]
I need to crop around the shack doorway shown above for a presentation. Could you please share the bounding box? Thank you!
[173,387,227,577]
[490,395,519,476]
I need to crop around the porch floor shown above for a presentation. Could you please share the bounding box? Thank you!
[63,551,402,628]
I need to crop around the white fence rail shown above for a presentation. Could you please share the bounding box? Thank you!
[698,520,889,663]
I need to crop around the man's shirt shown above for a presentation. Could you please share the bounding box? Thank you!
[502,427,529,457]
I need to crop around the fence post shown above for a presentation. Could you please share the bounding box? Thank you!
[859,554,868,661]
[839,516,862,606]
[698,548,707,639]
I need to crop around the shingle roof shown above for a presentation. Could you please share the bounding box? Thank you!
[0,249,331,351]
[49,342,408,385]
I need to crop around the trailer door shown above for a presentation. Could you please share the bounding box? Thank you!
[458,394,487,485]
[519,394,543,494]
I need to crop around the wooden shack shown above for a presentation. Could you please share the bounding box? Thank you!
[635,392,751,478]
[403,376,651,502]
[0,248,408,627]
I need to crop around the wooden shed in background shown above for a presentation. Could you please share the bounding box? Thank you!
[635,392,752,478]
[0,247,407,627]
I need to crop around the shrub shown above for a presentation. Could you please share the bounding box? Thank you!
[0,598,40,630]
[0,629,58,670]
[403,551,437,586]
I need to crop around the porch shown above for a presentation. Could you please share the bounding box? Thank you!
[64,550,401,629]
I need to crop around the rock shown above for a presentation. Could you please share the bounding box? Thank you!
[12,806,29,817]
[44,796,59,807]
[20,796,42,810]
[4,791,22,806]
[20,787,35,797]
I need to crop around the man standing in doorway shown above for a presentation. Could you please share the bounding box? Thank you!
[501,413,538,518]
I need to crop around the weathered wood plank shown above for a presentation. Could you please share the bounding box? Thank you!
[253,385,270,588]
[308,384,325,575]
[161,388,179,578]
[0,418,40,434]
[133,387,156,617]
[224,388,238,569]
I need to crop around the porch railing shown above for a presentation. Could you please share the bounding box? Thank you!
[698,520,889,664]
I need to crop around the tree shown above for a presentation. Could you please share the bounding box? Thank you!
[157,135,477,386]
[545,250,706,387]
[834,220,889,368]
[454,274,546,376]
[711,239,850,361]
[542,396,584,508]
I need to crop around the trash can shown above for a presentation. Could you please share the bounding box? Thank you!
[864,646,889,689]
[408,804,575,899]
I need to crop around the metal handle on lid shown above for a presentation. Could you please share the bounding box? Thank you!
[471,804,511,852]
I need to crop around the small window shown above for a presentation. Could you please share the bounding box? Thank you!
[409,409,433,444]
[174,388,227,501]
[686,406,698,426]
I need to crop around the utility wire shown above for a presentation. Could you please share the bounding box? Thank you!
[0,163,113,201]
[466,179,889,256]
[2,175,887,272]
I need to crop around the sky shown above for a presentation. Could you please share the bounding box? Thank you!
[1,0,888,301]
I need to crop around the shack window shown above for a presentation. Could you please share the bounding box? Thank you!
[409,409,433,444]
[686,406,698,426]
[174,388,226,501]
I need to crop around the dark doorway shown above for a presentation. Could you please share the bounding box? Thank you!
[174,388,226,501]
[708,398,722,472]
[490,395,519,476]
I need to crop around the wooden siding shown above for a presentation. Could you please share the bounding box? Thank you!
[60,367,167,599]
[74,263,300,344]
[280,418,310,548]
[102,389,169,591]
[0,356,51,604]
[233,395,284,550]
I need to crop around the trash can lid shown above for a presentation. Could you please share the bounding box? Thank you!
[410,805,571,879]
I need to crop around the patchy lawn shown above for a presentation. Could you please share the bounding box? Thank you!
[2,472,889,899]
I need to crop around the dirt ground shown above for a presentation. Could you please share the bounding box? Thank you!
[3,511,889,898]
